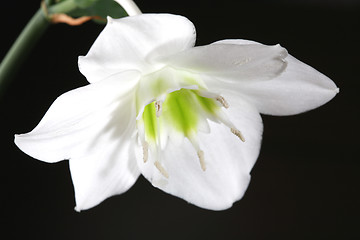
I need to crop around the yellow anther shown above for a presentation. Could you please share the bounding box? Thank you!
[197,150,206,171]
[154,100,162,117]
[231,128,246,142]
[142,141,149,163]
[216,96,229,109]
[154,161,169,178]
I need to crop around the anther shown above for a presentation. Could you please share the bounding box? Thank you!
[216,96,229,109]
[154,100,162,117]
[154,161,169,178]
[231,128,246,142]
[197,150,206,171]
[142,141,149,163]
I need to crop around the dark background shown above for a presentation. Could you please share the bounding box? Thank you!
[1,0,359,239]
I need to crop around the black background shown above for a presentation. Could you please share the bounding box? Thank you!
[1,0,359,239]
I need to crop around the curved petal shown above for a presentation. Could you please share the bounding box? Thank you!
[164,43,288,80]
[208,39,339,115]
[70,120,140,211]
[136,99,263,210]
[15,70,140,162]
[15,71,141,210]
[79,14,196,83]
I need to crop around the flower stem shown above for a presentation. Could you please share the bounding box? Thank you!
[0,9,49,96]
[0,0,141,98]
[0,0,78,97]
[115,0,142,16]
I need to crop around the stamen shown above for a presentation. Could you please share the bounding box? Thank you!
[231,128,246,142]
[216,96,229,109]
[154,161,169,178]
[142,141,149,163]
[154,100,162,117]
[197,150,206,171]
[187,135,206,171]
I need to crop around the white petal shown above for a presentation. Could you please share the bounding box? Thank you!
[209,39,339,115]
[15,71,141,210]
[164,43,287,80]
[70,122,140,211]
[136,99,263,210]
[240,55,338,115]
[15,70,140,162]
[79,14,196,83]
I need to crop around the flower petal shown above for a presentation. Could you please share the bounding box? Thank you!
[79,14,196,83]
[164,43,288,80]
[136,99,263,210]
[15,70,140,162]
[208,39,339,115]
[15,71,141,210]
[70,122,140,211]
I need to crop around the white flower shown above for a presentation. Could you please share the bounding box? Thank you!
[15,14,338,211]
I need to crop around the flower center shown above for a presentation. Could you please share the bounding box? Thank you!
[136,68,245,178]
[142,88,219,141]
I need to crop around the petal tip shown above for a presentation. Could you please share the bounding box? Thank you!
[74,206,81,212]
[14,133,26,151]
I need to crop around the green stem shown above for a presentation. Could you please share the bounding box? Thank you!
[0,0,78,97]
[0,9,49,95]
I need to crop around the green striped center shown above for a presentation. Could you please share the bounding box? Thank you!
[141,89,220,143]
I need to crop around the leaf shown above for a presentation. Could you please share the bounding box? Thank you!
[69,0,127,23]
[74,0,98,8]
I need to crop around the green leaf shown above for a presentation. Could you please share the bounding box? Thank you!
[74,0,97,8]
[69,0,127,23]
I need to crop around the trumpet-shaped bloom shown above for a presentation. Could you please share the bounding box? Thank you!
[15,14,338,211]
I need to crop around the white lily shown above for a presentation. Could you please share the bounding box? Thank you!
[15,13,338,211]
